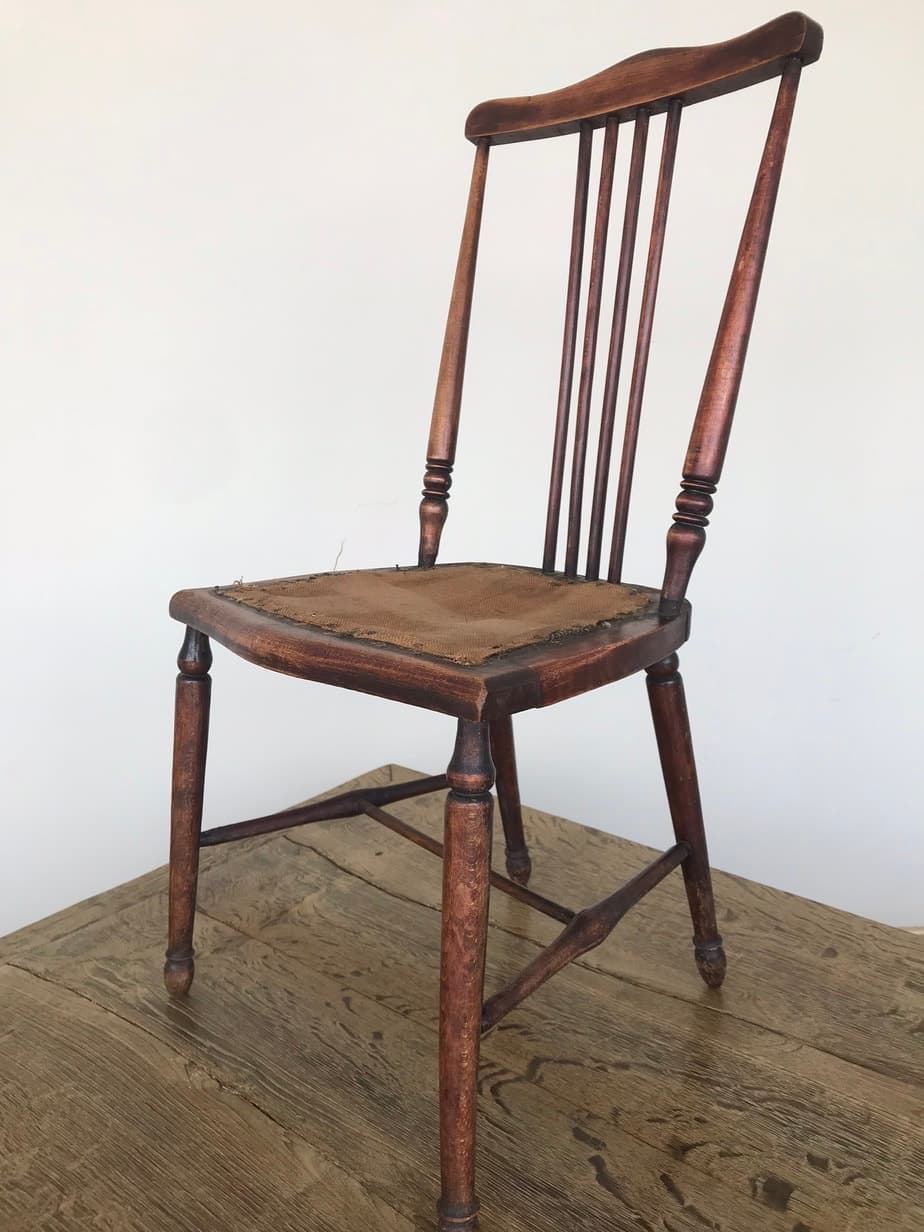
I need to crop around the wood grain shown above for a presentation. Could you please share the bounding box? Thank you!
[466,12,822,143]
[0,964,412,1232]
[3,765,922,1231]
[302,769,924,1092]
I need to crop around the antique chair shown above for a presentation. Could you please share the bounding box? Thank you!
[165,13,822,1229]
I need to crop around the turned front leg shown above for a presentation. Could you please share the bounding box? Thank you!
[164,627,212,997]
[438,720,494,1231]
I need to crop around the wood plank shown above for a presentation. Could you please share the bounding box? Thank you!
[11,898,751,1232]
[189,836,924,1230]
[0,963,413,1232]
[3,763,922,1231]
[0,764,393,963]
[294,766,924,1089]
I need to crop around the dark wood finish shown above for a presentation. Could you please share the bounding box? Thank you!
[585,111,648,580]
[360,800,574,925]
[489,716,532,885]
[419,140,490,568]
[7,766,924,1232]
[543,123,592,573]
[646,654,726,987]
[164,627,212,997]
[564,115,619,578]
[199,773,448,847]
[481,841,688,1031]
[438,722,494,1231]
[170,581,689,720]
[660,57,802,617]
[608,99,681,582]
[161,18,823,1230]
[466,12,822,143]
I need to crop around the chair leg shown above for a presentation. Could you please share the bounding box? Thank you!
[645,653,726,989]
[437,720,494,1232]
[489,716,531,885]
[164,627,212,998]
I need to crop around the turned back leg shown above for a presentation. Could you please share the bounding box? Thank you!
[646,653,726,988]
[164,627,212,997]
[489,716,531,885]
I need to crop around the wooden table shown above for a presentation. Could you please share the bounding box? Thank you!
[2,766,921,1230]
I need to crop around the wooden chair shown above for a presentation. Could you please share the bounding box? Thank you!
[165,13,822,1229]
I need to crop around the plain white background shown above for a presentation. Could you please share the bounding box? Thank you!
[1,2,921,936]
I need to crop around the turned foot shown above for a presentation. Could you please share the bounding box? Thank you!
[164,953,195,997]
[694,937,727,989]
[437,1199,480,1231]
[504,846,532,886]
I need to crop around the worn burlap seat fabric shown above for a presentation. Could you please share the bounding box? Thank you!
[216,562,654,666]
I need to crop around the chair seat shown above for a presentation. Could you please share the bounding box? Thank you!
[171,562,690,719]
[213,563,658,664]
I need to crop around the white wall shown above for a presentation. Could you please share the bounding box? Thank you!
[1,1,921,936]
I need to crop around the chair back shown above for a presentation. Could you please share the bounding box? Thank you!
[418,12,823,617]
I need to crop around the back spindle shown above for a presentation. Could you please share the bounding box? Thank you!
[660,59,802,616]
[585,110,650,580]
[608,99,682,582]
[543,123,593,573]
[419,140,490,568]
[563,116,620,578]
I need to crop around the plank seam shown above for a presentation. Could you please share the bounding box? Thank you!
[2,959,417,1229]
[282,839,924,1092]
[172,920,795,1220]
[285,836,442,916]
